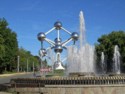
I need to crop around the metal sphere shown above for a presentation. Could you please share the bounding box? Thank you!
[54,38,62,42]
[39,49,47,57]
[54,45,63,53]
[54,21,62,30]
[37,32,46,41]
[71,32,79,41]
[54,38,62,45]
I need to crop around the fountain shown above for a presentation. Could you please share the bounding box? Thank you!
[10,11,125,94]
[113,45,121,74]
[79,11,86,46]
[66,11,95,76]
[101,52,106,74]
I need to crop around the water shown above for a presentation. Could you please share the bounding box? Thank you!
[113,45,121,74]
[66,11,95,75]
[79,11,86,47]
[101,52,106,73]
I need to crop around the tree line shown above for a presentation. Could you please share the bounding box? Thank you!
[0,18,39,74]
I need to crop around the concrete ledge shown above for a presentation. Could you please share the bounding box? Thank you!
[45,84,125,88]
[10,85,125,94]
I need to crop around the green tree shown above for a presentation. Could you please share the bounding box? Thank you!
[18,47,40,72]
[0,18,39,73]
[95,31,125,73]
[0,18,18,73]
[0,34,5,59]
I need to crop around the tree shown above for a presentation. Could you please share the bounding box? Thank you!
[0,18,18,73]
[95,31,125,73]
[0,34,5,60]
[0,18,39,73]
[18,47,40,72]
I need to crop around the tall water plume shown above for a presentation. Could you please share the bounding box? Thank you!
[79,11,86,48]
[101,52,106,73]
[113,45,121,74]
[66,11,95,75]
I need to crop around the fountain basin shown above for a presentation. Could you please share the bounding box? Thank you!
[69,72,95,77]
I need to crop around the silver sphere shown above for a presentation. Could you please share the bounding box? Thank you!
[54,38,62,45]
[54,45,63,53]
[39,48,47,57]
[54,21,62,30]
[37,32,46,41]
[54,38,62,42]
[71,32,79,41]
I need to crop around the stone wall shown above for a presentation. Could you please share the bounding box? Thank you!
[10,76,125,94]
[10,85,125,94]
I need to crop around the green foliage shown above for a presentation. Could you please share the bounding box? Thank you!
[0,18,40,74]
[53,70,65,76]
[95,31,125,72]
[0,18,18,73]
[18,47,40,72]
[0,34,5,59]
[46,70,65,77]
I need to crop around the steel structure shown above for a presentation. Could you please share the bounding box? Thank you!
[37,21,79,70]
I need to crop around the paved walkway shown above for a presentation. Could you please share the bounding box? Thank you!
[0,72,34,84]
[0,72,34,93]
[0,92,12,94]
[0,72,31,77]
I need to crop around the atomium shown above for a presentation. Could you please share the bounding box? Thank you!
[37,21,79,70]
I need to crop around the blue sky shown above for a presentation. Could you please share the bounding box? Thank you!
[0,0,125,55]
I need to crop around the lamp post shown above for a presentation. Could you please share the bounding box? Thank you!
[27,59,28,72]
[17,56,20,72]
[33,62,34,72]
